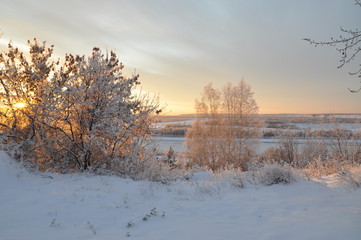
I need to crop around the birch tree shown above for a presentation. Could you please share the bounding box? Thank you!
[185,80,261,171]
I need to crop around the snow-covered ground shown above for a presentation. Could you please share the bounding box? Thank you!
[1,151,360,240]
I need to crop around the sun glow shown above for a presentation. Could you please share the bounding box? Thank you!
[13,102,26,109]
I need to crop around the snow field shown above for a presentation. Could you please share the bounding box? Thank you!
[0,152,360,240]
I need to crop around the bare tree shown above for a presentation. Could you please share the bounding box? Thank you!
[304,0,361,92]
[185,80,262,171]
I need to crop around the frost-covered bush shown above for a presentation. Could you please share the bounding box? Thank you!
[337,167,361,189]
[258,122,361,173]
[133,159,183,184]
[305,157,344,177]
[0,39,161,174]
[194,182,221,196]
[186,164,296,191]
[252,164,297,186]
[214,168,245,189]
[116,147,184,183]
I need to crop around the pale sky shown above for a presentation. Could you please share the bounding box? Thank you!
[1,0,361,115]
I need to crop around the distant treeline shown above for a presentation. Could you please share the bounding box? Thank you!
[153,122,361,139]
[262,129,361,139]
[152,124,191,136]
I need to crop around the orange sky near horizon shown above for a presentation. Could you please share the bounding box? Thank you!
[1,0,361,116]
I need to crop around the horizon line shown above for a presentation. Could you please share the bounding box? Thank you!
[161,112,361,117]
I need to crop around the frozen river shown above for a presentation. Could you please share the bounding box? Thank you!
[152,119,361,154]
[152,136,280,154]
[152,135,361,154]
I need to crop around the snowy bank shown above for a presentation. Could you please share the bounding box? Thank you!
[0,152,360,240]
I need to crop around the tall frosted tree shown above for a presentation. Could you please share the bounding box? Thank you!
[0,39,160,174]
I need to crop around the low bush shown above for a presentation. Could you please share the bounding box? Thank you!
[305,157,344,177]
[214,168,245,189]
[212,164,297,187]
[337,167,361,189]
[252,164,297,186]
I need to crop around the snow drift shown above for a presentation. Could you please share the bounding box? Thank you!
[0,152,360,240]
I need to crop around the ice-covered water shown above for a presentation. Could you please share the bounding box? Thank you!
[152,136,280,154]
[152,136,186,153]
[152,121,361,154]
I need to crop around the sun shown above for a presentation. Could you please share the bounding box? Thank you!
[13,102,27,109]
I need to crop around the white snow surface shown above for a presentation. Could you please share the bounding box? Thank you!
[0,151,360,240]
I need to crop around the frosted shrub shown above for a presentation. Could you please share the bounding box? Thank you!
[337,167,361,189]
[253,164,297,186]
[200,164,297,188]
[214,168,245,189]
[305,157,344,177]
[135,162,180,184]
[194,181,221,196]
[124,148,184,183]
[0,39,161,174]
